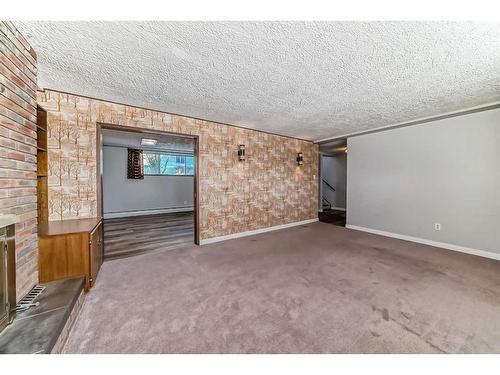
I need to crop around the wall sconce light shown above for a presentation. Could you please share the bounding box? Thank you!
[296,152,304,166]
[238,144,246,161]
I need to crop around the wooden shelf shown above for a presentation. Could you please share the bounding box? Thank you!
[37,106,48,225]
[37,151,48,177]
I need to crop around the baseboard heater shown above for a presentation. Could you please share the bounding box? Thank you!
[103,207,194,219]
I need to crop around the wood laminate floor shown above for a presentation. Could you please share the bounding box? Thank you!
[103,212,194,260]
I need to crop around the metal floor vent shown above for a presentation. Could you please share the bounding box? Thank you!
[16,285,46,312]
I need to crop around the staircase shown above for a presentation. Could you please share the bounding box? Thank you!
[321,179,335,211]
[322,196,332,210]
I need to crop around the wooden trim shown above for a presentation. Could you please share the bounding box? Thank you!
[38,88,314,143]
[194,137,200,245]
[96,123,103,219]
[96,123,200,245]
[97,122,196,139]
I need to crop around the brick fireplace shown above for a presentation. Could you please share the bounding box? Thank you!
[0,21,39,301]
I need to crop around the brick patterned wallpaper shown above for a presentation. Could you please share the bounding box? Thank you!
[0,21,38,300]
[38,90,318,240]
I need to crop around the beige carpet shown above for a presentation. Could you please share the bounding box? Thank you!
[64,222,500,353]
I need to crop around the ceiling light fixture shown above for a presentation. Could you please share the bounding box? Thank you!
[141,138,157,146]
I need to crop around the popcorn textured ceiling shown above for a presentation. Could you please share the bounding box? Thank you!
[16,21,500,141]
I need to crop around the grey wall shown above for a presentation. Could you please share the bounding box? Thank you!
[103,146,194,216]
[347,108,500,254]
[321,153,347,209]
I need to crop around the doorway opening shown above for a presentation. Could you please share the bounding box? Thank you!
[97,124,199,260]
[318,139,347,227]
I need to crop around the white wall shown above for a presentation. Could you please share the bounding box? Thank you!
[321,153,347,209]
[103,146,194,218]
[347,108,500,254]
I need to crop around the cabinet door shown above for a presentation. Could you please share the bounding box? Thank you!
[39,233,87,284]
[89,222,103,287]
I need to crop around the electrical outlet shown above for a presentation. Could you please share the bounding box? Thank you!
[434,223,441,231]
[183,200,188,205]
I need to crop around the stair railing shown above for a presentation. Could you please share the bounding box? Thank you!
[321,179,336,209]
[322,179,335,192]
[322,196,332,209]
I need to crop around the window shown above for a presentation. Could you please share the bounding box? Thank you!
[143,151,194,176]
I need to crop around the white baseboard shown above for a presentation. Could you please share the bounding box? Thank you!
[200,218,319,245]
[104,207,194,219]
[346,224,500,262]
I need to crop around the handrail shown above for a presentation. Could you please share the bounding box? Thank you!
[322,179,335,192]
[322,196,331,206]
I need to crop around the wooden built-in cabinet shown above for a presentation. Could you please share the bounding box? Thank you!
[36,105,103,292]
[38,218,103,291]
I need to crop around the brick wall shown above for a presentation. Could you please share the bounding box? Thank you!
[0,21,38,300]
